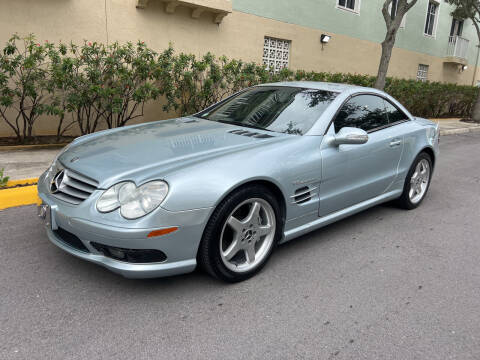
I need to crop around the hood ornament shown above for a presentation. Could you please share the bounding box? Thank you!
[70,156,80,163]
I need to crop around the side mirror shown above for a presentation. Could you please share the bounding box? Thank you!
[333,127,368,146]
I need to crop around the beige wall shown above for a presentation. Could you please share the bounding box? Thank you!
[0,0,478,137]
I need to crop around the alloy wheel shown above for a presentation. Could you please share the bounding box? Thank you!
[409,159,431,204]
[219,198,276,273]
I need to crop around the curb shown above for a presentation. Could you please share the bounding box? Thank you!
[0,143,68,151]
[0,178,40,211]
[440,126,480,136]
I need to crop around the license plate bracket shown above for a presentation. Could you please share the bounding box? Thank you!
[37,203,52,228]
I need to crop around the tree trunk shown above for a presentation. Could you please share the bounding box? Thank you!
[374,31,396,90]
[56,113,65,141]
[471,90,480,122]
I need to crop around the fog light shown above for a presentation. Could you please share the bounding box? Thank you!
[109,248,125,259]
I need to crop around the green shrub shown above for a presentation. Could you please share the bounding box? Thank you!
[160,52,477,118]
[0,168,9,187]
[0,34,61,143]
[0,35,478,143]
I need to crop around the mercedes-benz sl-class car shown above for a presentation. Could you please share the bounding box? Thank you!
[37,82,439,282]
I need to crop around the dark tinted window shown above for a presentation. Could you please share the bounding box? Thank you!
[384,100,409,123]
[198,86,337,135]
[334,95,389,132]
[338,0,355,10]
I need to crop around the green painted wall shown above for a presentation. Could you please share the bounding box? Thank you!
[233,0,480,65]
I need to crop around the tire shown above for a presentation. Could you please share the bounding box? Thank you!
[198,184,283,282]
[396,152,433,210]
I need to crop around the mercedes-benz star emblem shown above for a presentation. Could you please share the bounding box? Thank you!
[50,170,65,193]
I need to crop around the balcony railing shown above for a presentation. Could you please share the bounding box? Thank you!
[446,35,469,61]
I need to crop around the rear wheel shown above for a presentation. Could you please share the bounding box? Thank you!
[396,152,432,210]
[198,185,282,282]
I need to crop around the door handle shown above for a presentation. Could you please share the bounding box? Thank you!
[389,140,402,147]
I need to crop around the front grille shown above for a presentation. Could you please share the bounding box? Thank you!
[51,168,98,205]
[53,227,89,253]
[91,242,167,264]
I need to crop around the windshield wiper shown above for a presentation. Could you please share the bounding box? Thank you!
[217,119,273,132]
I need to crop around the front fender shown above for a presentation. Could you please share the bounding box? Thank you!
[160,136,322,214]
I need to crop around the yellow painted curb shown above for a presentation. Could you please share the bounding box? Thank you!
[0,185,41,210]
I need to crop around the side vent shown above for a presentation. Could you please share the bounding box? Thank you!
[293,186,312,204]
[228,129,274,138]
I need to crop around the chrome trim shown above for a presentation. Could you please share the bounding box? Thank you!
[50,166,99,205]
[289,186,318,198]
[290,192,317,204]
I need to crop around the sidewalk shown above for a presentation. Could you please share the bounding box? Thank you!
[434,118,480,135]
[1,148,58,180]
[0,118,479,181]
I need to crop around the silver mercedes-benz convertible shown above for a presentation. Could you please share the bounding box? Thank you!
[37,82,439,282]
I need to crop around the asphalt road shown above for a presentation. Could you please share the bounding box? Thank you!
[1,133,480,360]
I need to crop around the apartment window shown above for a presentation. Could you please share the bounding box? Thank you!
[450,18,464,37]
[337,0,360,13]
[389,0,406,28]
[424,1,439,36]
[417,64,429,82]
[263,37,291,73]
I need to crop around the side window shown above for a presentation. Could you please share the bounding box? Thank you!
[334,95,389,132]
[384,100,409,124]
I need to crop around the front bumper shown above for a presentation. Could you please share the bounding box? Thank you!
[38,172,212,279]
[45,227,197,278]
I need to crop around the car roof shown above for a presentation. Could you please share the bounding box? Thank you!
[256,81,378,95]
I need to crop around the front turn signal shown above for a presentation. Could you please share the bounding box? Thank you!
[147,227,178,238]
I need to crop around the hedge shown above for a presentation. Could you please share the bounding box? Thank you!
[0,34,477,143]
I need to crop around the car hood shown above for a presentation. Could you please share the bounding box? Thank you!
[59,117,290,188]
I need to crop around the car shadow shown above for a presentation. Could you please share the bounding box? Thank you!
[275,202,402,255]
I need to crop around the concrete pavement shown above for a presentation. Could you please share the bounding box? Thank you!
[0,148,58,180]
[1,132,480,359]
[434,118,480,135]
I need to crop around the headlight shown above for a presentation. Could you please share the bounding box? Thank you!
[96,181,169,219]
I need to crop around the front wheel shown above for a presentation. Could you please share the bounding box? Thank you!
[198,185,282,282]
[396,152,433,210]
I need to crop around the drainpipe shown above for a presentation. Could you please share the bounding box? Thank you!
[472,44,480,86]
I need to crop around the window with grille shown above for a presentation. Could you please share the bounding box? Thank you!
[263,37,291,73]
[417,64,429,82]
[389,0,406,28]
[337,0,360,13]
[424,1,439,36]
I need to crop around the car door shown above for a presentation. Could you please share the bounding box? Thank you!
[318,94,405,217]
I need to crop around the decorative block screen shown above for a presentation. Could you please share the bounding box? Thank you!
[263,37,291,72]
[416,64,429,82]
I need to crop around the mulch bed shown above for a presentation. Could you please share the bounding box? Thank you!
[0,182,38,190]
[0,135,75,146]
[460,118,480,124]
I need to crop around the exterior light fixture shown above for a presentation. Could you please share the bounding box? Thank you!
[320,34,331,44]
[320,34,332,51]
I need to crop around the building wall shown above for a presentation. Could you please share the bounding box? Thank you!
[0,0,478,137]
[235,0,480,66]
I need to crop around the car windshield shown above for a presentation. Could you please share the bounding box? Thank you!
[197,86,338,135]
